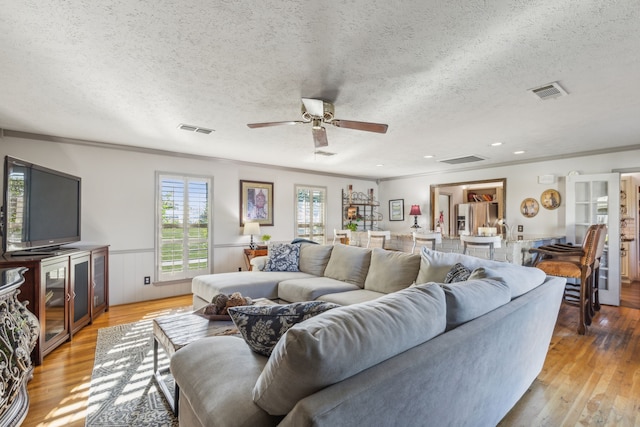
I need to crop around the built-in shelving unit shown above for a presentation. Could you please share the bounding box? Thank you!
[342,187,382,231]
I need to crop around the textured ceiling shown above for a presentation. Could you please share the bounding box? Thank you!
[1,0,640,179]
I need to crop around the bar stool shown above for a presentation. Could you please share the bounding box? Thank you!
[366,230,391,249]
[412,232,442,253]
[529,224,601,334]
[332,229,352,245]
[460,235,501,260]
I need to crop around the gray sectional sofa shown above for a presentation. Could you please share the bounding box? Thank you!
[173,243,565,427]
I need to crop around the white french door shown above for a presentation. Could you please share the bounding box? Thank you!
[565,173,620,306]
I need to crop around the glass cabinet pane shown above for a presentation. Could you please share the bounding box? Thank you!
[44,264,67,342]
[574,182,590,203]
[93,253,106,308]
[73,258,89,323]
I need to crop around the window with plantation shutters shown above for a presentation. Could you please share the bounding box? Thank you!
[156,173,211,282]
[295,185,327,244]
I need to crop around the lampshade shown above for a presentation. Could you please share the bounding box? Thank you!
[243,222,261,236]
[409,205,422,216]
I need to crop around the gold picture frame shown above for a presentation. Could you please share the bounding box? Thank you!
[541,189,561,210]
[520,198,539,218]
[240,180,274,226]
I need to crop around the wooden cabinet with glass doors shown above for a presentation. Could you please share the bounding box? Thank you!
[0,245,109,364]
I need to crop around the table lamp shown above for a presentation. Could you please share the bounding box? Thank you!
[409,205,422,230]
[243,222,261,249]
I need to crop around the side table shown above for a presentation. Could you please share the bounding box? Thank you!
[243,247,268,271]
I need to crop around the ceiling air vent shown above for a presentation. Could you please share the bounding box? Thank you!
[314,150,336,156]
[178,123,214,134]
[437,155,486,165]
[528,81,568,100]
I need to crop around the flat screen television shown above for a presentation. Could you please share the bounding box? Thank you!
[2,156,81,254]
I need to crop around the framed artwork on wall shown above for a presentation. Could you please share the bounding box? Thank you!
[520,198,539,218]
[541,189,561,210]
[240,180,274,226]
[389,199,404,221]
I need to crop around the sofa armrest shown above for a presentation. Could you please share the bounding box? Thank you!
[251,255,268,271]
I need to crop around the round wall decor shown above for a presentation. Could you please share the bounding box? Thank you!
[540,189,561,210]
[520,198,539,218]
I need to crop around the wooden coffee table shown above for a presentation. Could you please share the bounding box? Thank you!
[153,299,276,415]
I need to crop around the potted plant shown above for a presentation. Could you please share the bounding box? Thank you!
[261,234,271,243]
[345,222,358,232]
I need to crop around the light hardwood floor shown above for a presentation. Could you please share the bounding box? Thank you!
[23,286,640,427]
[23,294,193,427]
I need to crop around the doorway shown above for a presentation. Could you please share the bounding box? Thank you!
[620,172,640,308]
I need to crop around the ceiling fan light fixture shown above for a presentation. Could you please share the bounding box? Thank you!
[311,118,323,130]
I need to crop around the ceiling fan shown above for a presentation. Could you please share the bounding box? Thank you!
[247,98,388,148]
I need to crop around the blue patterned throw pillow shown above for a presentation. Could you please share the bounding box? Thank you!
[228,301,340,356]
[444,263,471,283]
[264,243,301,272]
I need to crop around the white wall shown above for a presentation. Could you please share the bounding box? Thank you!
[1,136,376,305]
[4,135,639,304]
[378,150,640,238]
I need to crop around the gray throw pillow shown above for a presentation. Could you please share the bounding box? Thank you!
[264,243,300,272]
[228,301,339,356]
[444,263,471,283]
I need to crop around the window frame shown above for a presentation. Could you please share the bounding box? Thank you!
[155,172,213,282]
[294,184,327,244]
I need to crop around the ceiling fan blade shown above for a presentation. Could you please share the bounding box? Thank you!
[247,121,306,129]
[301,98,325,118]
[312,127,328,148]
[331,119,388,134]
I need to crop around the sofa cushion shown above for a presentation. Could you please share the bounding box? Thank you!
[252,283,447,415]
[322,244,372,287]
[228,301,340,356]
[264,243,301,272]
[298,244,333,276]
[440,277,510,330]
[363,248,421,293]
[316,289,385,305]
[192,271,315,304]
[416,247,547,298]
[170,336,280,426]
[277,277,360,302]
[444,262,471,283]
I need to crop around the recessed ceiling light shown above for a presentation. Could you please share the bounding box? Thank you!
[491,142,503,146]
[423,155,434,159]
[514,150,525,155]
[376,164,384,167]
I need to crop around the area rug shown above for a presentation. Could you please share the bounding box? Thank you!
[85,309,191,427]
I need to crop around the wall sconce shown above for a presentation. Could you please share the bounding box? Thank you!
[243,222,261,249]
[409,205,422,230]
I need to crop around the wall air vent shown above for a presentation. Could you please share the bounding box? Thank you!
[314,150,336,156]
[528,81,568,100]
[437,155,486,165]
[178,123,214,134]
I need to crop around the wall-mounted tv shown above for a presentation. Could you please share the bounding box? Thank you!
[2,156,81,254]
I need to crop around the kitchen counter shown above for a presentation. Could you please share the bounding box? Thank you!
[350,231,565,265]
